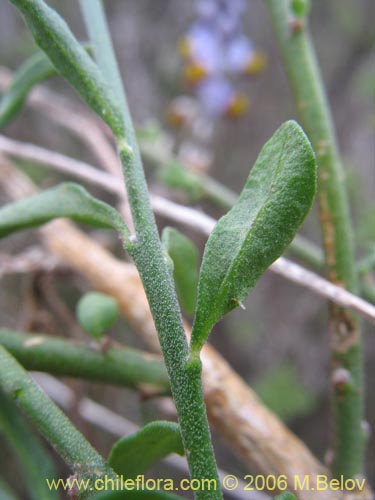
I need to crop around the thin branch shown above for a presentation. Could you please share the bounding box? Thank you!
[1,65,373,307]
[0,134,215,235]
[33,373,270,500]
[271,258,375,325]
[0,328,170,392]
[1,140,374,324]
[1,162,335,500]
[0,67,121,177]
[0,344,115,484]
[266,0,365,477]
[0,134,123,194]
[80,1,222,496]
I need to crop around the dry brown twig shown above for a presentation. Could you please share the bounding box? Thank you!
[0,68,121,177]
[1,66,372,498]
[0,135,374,325]
[1,159,345,500]
[1,67,374,322]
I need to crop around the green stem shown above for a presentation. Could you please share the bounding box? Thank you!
[78,0,126,112]
[79,1,222,498]
[0,328,169,391]
[0,345,115,497]
[266,0,364,478]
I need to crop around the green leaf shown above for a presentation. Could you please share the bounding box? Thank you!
[0,44,92,130]
[93,491,184,500]
[190,121,316,353]
[0,391,58,500]
[9,0,124,137]
[0,51,55,129]
[162,227,199,316]
[108,421,184,479]
[0,182,129,241]
[77,292,119,339]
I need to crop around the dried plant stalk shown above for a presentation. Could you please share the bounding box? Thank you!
[0,160,347,500]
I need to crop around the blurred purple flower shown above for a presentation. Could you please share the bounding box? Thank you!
[196,77,234,117]
[186,22,222,73]
[225,35,255,73]
[178,0,264,118]
[196,0,218,20]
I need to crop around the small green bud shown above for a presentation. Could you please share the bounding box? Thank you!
[290,0,310,18]
[76,292,119,339]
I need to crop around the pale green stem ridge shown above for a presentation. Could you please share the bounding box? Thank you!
[266,0,364,478]
[79,1,222,498]
[78,0,127,113]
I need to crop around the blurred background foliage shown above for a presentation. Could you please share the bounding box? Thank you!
[0,0,374,497]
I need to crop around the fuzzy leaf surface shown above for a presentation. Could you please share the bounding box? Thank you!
[191,121,316,353]
[108,421,184,479]
[0,182,128,240]
[162,227,199,316]
[9,0,124,137]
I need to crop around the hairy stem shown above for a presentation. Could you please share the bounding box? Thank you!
[0,345,115,497]
[79,1,222,497]
[0,328,169,391]
[266,0,364,478]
